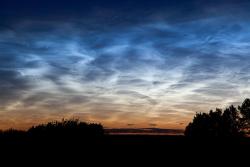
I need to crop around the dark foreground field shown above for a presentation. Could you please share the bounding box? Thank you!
[1,135,250,165]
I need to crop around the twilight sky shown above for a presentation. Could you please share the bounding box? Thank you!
[1,0,250,129]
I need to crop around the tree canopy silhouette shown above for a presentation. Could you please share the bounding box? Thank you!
[27,119,104,140]
[0,119,104,144]
[185,99,250,137]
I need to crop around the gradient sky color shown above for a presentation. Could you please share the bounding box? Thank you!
[1,0,250,129]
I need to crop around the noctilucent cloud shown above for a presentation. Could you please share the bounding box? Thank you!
[1,0,250,129]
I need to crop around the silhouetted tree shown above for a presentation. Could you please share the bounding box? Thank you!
[185,102,245,137]
[221,105,241,136]
[238,98,250,132]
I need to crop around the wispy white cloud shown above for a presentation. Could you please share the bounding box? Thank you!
[1,0,250,129]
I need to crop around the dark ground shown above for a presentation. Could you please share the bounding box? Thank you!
[1,135,250,165]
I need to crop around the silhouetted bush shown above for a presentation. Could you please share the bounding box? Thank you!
[0,129,26,143]
[0,119,104,145]
[185,99,250,137]
[27,119,104,141]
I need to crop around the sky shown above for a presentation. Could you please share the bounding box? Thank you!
[1,0,250,130]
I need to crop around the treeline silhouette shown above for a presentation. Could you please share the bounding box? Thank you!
[185,98,250,137]
[1,102,250,163]
[1,99,250,142]
[0,119,104,144]
[1,99,250,147]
